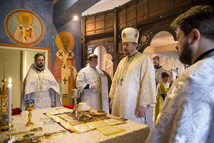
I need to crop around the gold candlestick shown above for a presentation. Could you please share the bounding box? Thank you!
[0,60,9,132]
[26,99,35,127]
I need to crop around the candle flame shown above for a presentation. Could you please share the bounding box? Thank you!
[9,77,11,84]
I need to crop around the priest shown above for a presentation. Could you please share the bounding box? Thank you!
[109,27,156,130]
[76,54,109,112]
[21,53,62,110]
[147,5,214,143]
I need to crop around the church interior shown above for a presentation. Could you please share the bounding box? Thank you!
[0,0,214,142]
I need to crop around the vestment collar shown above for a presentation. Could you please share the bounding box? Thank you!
[193,48,214,64]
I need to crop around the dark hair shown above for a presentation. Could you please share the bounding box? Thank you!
[87,54,98,61]
[170,5,214,40]
[153,56,160,61]
[34,53,45,62]
[161,72,169,79]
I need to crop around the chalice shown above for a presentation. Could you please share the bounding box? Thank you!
[25,99,35,127]
[69,89,81,119]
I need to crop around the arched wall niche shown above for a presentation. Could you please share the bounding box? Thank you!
[86,39,114,79]
[87,39,113,63]
[143,31,185,76]
[138,27,177,53]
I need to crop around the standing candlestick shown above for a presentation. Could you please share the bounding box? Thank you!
[7,77,14,142]
[8,77,12,123]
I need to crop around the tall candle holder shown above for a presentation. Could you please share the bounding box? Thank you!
[0,61,14,142]
[25,99,35,127]
[0,61,9,131]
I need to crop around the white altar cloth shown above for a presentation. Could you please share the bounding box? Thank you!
[0,108,150,143]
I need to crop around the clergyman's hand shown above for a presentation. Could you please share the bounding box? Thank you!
[51,102,56,107]
[137,106,147,118]
[91,82,98,89]
[110,100,113,109]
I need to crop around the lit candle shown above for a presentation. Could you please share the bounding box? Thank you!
[8,77,12,123]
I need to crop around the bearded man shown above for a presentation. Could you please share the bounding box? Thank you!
[109,27,156,130]
[147,5,214,143]
[21,53,62,110]
[152,56,168,85]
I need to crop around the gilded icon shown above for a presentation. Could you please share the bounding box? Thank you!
[53,31,77,105]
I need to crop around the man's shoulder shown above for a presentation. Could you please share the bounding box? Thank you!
[137,53,151,62]
[183,57,214,86]
[78,66,88,73]
[157,67,168,72]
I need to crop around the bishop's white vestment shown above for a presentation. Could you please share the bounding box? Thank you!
[109,52,156,129]
[146,52,214,143]
[21,64,62,110]
[76,65,109,112]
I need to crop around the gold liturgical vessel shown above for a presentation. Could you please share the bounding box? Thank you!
[0,62,9,132]
[69,89,81,119]
[0,77,9,131]
[26,99,35,126]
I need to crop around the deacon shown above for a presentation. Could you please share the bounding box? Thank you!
[76,54,109,112]
[21,53,62,110]
[109,27,156,130]
[147,5,214,143]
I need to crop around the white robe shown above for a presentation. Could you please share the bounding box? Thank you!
[76,65,105,110]
[146,53,214,143]
[21,64,62,110]
[155,67,176,88]
[109,52,156,129]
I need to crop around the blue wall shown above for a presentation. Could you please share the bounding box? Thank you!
[0,0,82,72]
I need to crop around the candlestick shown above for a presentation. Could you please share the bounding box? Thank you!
[8,77,12,123]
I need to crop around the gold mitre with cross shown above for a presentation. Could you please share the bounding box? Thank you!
[121,27,139,43]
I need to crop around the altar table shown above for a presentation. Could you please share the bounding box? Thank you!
[0,108,150,143]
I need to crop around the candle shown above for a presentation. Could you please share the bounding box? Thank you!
[8,77,12,123]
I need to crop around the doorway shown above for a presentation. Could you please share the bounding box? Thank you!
[0,44,49,108]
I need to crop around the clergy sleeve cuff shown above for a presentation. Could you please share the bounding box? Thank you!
[84,84,90,89]
[49,89,56,102]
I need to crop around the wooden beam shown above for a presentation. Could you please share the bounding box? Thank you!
[113,7,118,74]
[82,16,87,68]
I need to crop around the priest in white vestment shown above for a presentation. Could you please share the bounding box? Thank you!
[152,55,175,88]
[21,53,62,110]
[152,56,168,84]
[109,27,156,130]
[147,5,214,143]
[76,54,109,112]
